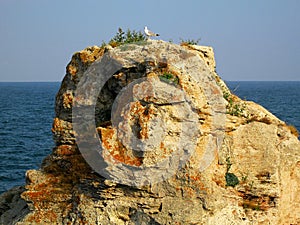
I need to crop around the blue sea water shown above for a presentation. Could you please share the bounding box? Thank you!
[227,81,300,132]
[0,82,60,194]
[0,81,299,194]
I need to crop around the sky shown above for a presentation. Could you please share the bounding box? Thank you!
[0,0,299,82]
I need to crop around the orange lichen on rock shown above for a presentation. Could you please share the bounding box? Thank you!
[53,145,77,156]
[51,117,74,144]
[62,91,73,109]
[78,46,104,64]
[129,101,151,139]
[98,127,115,150]
[159,142,173,159]
[98,127,143,167]
[66,46,104,82]
[67,64,77,76]
[52,117,63,132]
[26,209,58,224]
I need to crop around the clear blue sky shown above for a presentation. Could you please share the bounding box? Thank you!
[0,0,299,81]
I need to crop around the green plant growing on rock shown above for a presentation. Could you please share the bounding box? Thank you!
[180,38,201,45]
[159,72,179,86]
[240,172,249,183]
[223,92,246,117]
[103,28,147,48]
[100,40,107,49]
[225,157,239,187]
[228,103,246,117]
[223,91,231,101]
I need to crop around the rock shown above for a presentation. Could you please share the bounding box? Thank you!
[1,40,299,224]
[0,186,29,225]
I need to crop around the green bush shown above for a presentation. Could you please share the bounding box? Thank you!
[159,73,179,86]
[225,157,239,187]
[102,28,147,48]
[225,172,239,187]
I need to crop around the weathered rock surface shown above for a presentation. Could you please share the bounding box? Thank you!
[0,40,299,225]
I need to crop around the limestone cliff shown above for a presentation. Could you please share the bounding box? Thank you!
[0,40,300,225]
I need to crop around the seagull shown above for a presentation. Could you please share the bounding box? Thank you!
[144,26,160,39]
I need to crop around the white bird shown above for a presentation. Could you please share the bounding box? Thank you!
[144,26,160,38]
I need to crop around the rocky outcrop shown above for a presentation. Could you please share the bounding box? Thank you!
[0,40,299,224]
[0,187,29,225]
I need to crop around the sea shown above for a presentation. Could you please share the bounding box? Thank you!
[0,81,299,194]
